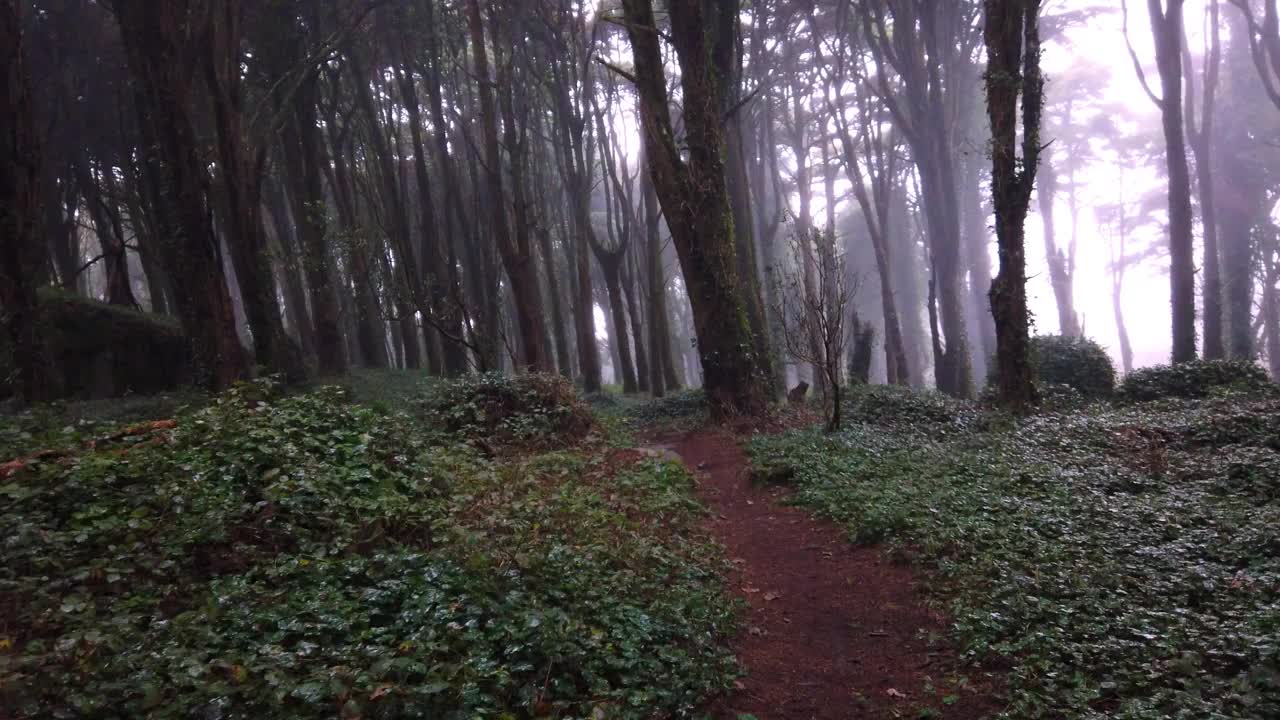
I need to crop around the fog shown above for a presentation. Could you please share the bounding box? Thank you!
[3,0,1275,404]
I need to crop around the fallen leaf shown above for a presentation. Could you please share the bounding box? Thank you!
[763,591,781,601]
[886,688,906,699]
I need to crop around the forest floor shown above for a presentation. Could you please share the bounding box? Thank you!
[8,374,1278,718]
[654,426,1004,720]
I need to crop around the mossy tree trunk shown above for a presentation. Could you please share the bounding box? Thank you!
[984,0,1043,414]
[621,0,769,418]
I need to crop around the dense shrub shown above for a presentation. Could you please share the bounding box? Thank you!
[1029,334,1116,399]
[415,372,593,451]
[1,380,737,718]
[846,383,975,429]
[1118,358,1271,402]
[0,288,191,400]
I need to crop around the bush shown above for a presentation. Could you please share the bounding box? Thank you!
[0,288,192,401]
[846,384,975,429]
[415,372,593,451]
[1118,358,1271,402]
[1029,334,1116,399]
[1,381,737,718]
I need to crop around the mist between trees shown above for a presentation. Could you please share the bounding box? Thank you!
[2,0,1275,417]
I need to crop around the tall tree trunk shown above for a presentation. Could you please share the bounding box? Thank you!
[622,255,651,393]
[529,111,573,379]
[601,258,638,393]
[279,72,347,375]
[397,57,457,373]
[1184,0,1223,358]
[985,0,1043,414]
[786,87,827,397]
[323,92,389,370]
[465,0,548,372]
[861,0,975,396]
[347,47,425,371]
[1038,157,1080,336]
[203,0,305,382]
[714,0,775,396]
[112,0,248,390]
[960,148,996,381]
[75,157,138,308]
[1,0,57,401]
[1145,0,1198,362]
[547,50,603,391]
[622,0,768,417]
[642,154,679,396]
[1218,5,1262,359]
[264,177,317,363]
[421,0,472,375]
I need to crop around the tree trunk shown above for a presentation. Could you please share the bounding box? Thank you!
[264,177,317,363]
[421,0,472,376]
[1148,0,1198,362]
[714,0,775,396]
[1184,0,1222,358]
[75,156,138,308]
[397,58,458,373]
[1,0,57,402]
[279,72,347,375]
[622,0,768,417]
[112,0,248,390]
[1217,7,1259,359]
[323,91,390,370]
[960,149,996,381]
[1038,157,1080,336]
[602,259,638,393]
[347,47,425,371]
[642,154,677,397]
[466,0,548,373]
[985,0,1043,414]
[1265,258,1280,378]
[622,255,651,393]
[203,0,305,382]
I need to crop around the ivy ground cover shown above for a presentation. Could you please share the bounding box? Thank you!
[748,386,1280,719]
[0,379,736,719]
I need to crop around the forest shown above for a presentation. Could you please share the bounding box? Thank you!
[2,0,1279,718]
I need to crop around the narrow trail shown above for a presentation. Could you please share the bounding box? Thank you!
[660,428,1002,720]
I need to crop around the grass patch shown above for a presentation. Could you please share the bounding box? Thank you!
[1,377,736,718]
[748,386,1280,719]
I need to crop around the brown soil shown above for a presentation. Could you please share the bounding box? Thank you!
[659,427,1004,720]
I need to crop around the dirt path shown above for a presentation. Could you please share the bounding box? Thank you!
[660,428,1002,720]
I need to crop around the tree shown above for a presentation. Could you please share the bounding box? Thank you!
[1183,0,1223,358]
[985,0,1044,413]
[818,15,912,386]
[111,0,249,390]
[1,0,56,402]
[619,0,769,417]
[770,228,852,432]
[1123,0,1197,362]
[465,0,549,373]
[859,0,983,397]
